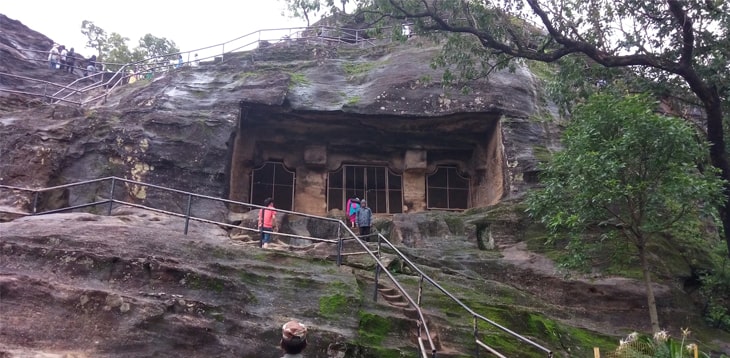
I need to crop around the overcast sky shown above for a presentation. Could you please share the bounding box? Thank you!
[3,0,308,58]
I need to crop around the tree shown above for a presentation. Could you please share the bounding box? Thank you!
[279,0,351,26]
[81,20,107,61]
[327,0,350,13]
[103,33,137,72]
[137,34,179,61]
[81,22,177,72]
[527,93,725,333]
[344,0,730,257]
[280,0,322,26]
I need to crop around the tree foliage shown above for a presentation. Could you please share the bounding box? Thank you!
[527,93,725,333]
[279,0,350,26]
[336,0,730,257]
[81,20,107,61]
[136,34,179,60]
[103,33,144,71]
[80,21,179,72]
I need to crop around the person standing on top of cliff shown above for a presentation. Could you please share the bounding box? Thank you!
[65,48,76,73]
[59,45,67,71]
[48,44,60,69]
[345,196,360,228]
[258,197,277,249]
[84,55,97,77]
[280,320,308,358]
[356,199,373,240]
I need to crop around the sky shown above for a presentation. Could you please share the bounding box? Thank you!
[3,0,308,58]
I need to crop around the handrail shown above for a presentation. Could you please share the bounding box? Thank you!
[0,176,553,357]
[0,175,437,356]
[375,232,554,357]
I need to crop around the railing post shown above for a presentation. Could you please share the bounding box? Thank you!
[373,264,380,303]
[417,274,426,308]
[337,236,343,266]
[183,194,193,235]
[473,316,480,358]
[376,234,382,258]
[107,177,116,215]
[32,191,39,214]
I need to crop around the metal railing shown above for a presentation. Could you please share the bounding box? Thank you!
[0,176,435,356]
[372,232,554,358]
[0,24,401,107]
[0,176,553,357]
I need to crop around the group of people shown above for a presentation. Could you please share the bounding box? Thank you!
[47,44,76,73]
[346,196,373,238]
[256,194,374,249]
[48,43,100,77]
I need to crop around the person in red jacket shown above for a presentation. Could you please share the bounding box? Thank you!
[258,197,277,248]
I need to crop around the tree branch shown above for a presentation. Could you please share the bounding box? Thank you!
[667,0,695,68]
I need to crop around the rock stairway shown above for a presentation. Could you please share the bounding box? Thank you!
[375,282,454,356]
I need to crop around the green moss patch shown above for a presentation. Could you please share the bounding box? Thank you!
[319,281,362,318]
[357,312,391,346]
[342,62,376,77]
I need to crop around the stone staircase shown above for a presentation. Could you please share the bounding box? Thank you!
[375,282,468,357]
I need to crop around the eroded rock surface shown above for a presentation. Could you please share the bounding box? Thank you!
[2,12,729,358]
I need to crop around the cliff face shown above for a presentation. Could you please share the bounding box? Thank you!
[0,12,558,218]
[2,13,728,358]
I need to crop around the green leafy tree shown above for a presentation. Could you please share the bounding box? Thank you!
[103,33,134,72]
[81,20,107,61]
[81,22,176,71]
[527,93,725,333]
[280,0,322,26]
[136,34,180,61]
[344,0,730,257]
[327,0,349,13]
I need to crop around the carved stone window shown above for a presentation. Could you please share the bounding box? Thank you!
[427,166,469,210]
[250,161,295,210]
[328,165,403,214]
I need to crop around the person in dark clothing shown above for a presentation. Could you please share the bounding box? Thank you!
[65,48,76,74]
[356,199,373,239]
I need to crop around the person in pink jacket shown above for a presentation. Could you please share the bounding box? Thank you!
[258,197,277,248]
[345,196,360,228]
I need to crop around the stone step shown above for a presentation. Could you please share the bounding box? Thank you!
[380,292,406,302]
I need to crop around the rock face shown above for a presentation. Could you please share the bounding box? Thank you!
[0,13,559,221]
[0,209,367,358]
[2,12,729,358]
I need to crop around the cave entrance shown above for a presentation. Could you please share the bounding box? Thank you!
[426,166,470,210]
[327,165,403,214]
[250,161,295,210]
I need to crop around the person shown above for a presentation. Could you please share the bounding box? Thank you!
[402,23,412,37]
[280,320,307,357]
[257,197,277,249]
[192,53,200,67]
[65,48,76,73]
[175,54,183,69]
[345,196,360,228]
[84,55,97,77]
[59,45,67,71]
[47,44,60,69]
[356,199,373,239]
